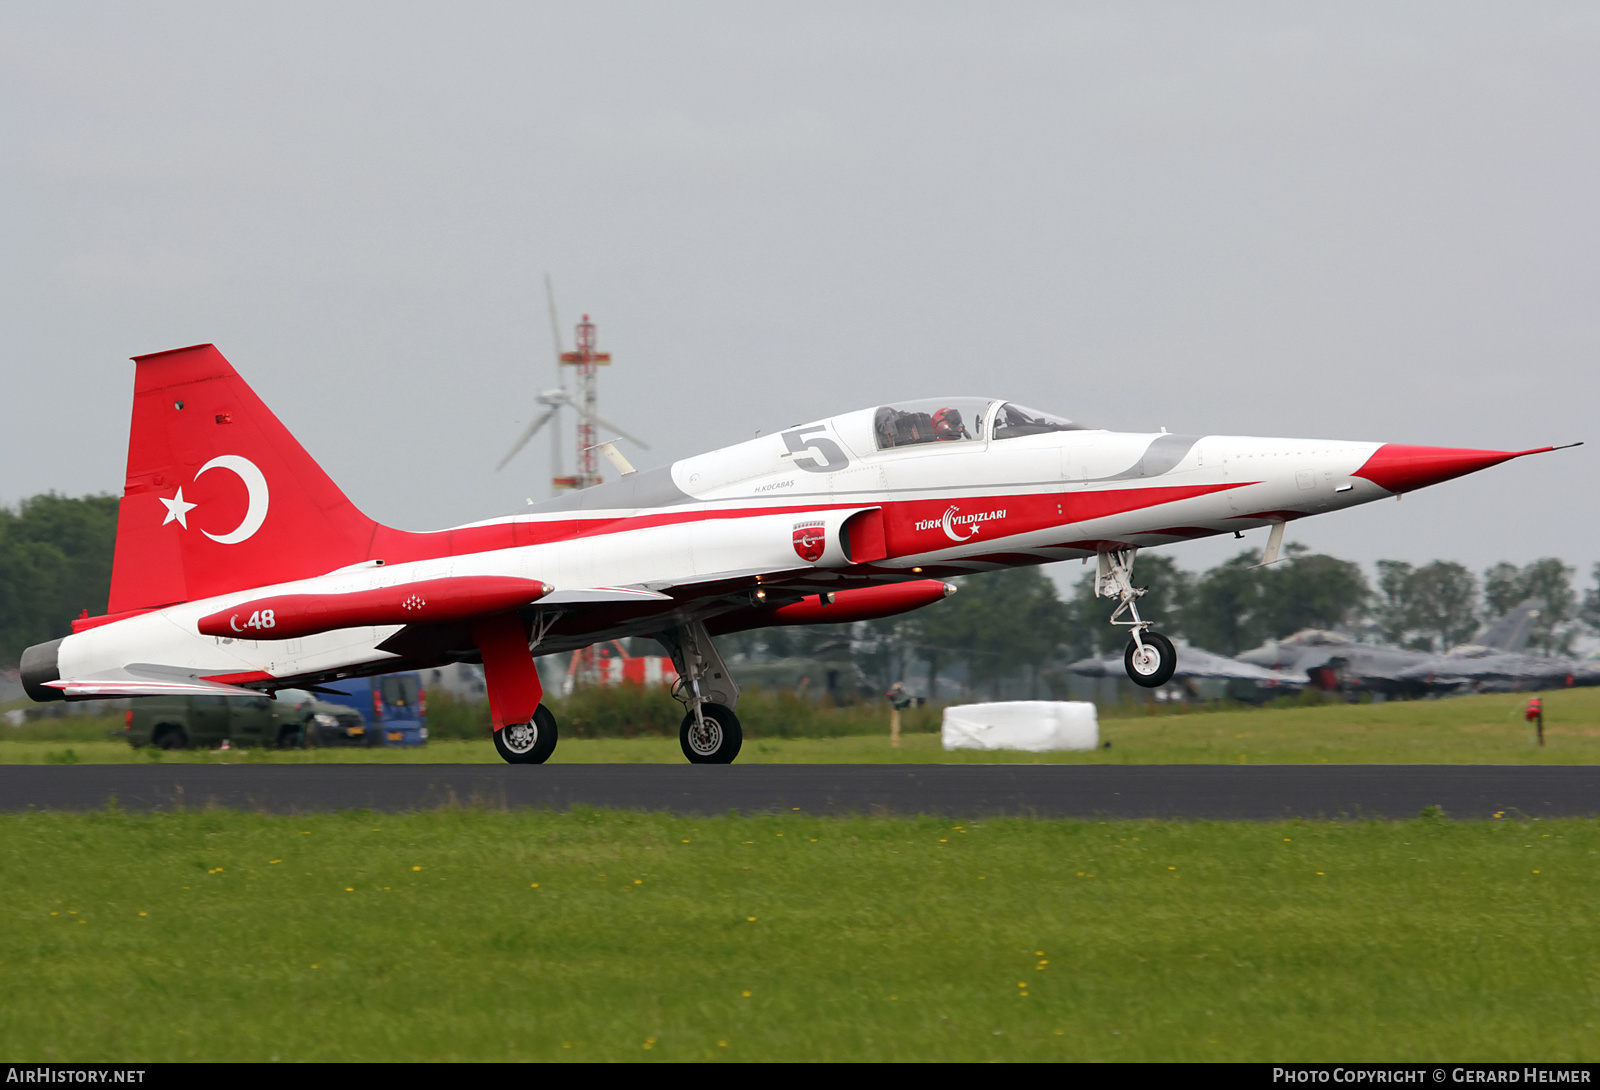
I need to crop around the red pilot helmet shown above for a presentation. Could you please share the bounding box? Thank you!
[931,407,964,440]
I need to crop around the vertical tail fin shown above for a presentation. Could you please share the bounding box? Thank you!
[108,344,379,612]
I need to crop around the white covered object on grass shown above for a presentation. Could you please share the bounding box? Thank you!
[940,700,1098,752]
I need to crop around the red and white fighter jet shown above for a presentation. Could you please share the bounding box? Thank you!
[21,344,1574,763]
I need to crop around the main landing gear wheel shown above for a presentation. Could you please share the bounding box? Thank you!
[680,703,743,765]
[494,705,559,764]
[1124,632,1177,688]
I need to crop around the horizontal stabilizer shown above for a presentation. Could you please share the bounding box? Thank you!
[43,665,265,699]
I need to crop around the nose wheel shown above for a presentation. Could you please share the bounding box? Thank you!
[1097,547,1179,688]
[680,703,743,764]
[1124,632,1176,688]
[493,704,559,764]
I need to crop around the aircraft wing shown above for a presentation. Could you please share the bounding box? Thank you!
[539,587,675,606]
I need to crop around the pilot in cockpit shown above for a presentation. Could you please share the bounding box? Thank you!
[931,407,969,441]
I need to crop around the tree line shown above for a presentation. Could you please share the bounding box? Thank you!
[0,494,120,666]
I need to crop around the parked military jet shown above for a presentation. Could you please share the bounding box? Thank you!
[1237,600,1595,696]
[20,345,1575,763]
[1394,603,1600,693]
[1235,629,1438,695]
[1393,649,1600,694]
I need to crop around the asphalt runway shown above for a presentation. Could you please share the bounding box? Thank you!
[0,764,1596,819]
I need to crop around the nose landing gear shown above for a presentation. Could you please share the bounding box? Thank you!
[657,620,744,764]
[1097,547,1178,688]
[679,701,743,764]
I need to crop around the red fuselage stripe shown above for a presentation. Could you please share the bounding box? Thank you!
[363,481,1253,566]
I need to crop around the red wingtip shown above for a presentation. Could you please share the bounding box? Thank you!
[1352,443,1559,495]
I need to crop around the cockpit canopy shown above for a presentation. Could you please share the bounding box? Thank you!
[991,402,1087,440]
[872,398,1086,450]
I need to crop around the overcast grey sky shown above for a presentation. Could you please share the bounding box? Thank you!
[3,2,1596,592]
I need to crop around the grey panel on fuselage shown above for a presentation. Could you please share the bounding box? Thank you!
[1086,434,1203,483]
[523,466,693,514]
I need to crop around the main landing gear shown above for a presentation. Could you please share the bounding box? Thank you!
[657,620,743,764]
[493,705,559,764]
[1097,548,1177,688]
[474,612,562,765]
[474,611,747,765]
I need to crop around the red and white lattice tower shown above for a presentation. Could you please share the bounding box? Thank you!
[559,314,611,687]
[553,314,611,492]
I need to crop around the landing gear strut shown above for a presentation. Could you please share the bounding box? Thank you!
[1097,547,1177,688]
[657,620,743,764]
[473,612,561,765]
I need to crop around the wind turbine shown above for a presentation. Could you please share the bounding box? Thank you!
[497,276,648,493]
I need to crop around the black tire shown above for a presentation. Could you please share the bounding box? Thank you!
[493,705,558,765]
[679,703,743,764]
[1124,632,1177,688]
[153,724,189,750]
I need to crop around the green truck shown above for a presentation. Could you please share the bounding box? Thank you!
[125,690,372,750]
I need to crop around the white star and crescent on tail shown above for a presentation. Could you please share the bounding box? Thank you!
[158,455,270,544]
[159,488,197,528]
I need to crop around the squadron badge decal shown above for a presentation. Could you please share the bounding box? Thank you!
[792,520,826,562]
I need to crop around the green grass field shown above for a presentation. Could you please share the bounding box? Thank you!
[1,809,1595,1061]
[5,687,1597,764]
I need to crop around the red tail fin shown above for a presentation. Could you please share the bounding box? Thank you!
[108,344,379,612]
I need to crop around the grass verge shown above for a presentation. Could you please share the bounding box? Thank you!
[1,810,1595,1061]
[4,687,1598,764]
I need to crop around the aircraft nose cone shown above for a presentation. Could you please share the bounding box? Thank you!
[1352,444,1524,494]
